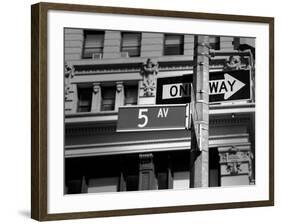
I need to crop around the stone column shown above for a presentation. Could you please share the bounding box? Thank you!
[115,82,124,110]
[218,145,254,186]
[190,35,210,188]
[91,83,101,112]
[138,153,156,190]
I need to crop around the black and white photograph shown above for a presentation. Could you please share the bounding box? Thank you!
[29,1,274,221]
[64,28,256,194]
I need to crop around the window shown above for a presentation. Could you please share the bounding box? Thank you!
[65,158,86,194]
[157,172,169,190]
[233,37,240,50]
[209,148,221,187]
[209,36,220,50]
[82,30,104,59]
[84,155,120,193]
[119,155,139,191]
[77,87,92,112]
[170,151,190,190]
[121,32,141,57]
[154,151,190,190]
[164,34,184,55]
[124,85,138,105]
[101,86,115,111]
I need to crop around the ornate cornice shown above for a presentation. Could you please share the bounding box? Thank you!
[66,125,116,136]
[210,117,250,127]
[65,116,250,136]
[70,59,235,75]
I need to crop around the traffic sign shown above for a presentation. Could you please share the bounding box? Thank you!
[117,104,189,132]
[156,75,192,104]
[209,70,251,103]
[156,69,251,104]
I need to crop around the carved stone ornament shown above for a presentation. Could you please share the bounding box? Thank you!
[116,82,123,93]
[64,63,75,100]
[223,55,242,71]
[140,58,159,97]
[93,83,100,94]
[226,161,242,175]
[245,151,255,183]
[219,146,255,179]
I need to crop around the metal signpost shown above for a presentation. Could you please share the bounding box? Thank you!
[189,35,210,188]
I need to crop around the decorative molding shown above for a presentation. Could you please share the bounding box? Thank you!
[218,145,254,180]
[219,146,251,163]
[139,153,153,161]
[64,135,251,158]
[93,83,100,94]
[223,55,251,71]
[210,116,250,126]
[67,58,250,76]
[65,125,116,136]
[139,153,156,190]
[116,81,124,93]
[140,58,159,97]
[64,63,75,100]
[225,162,242,175]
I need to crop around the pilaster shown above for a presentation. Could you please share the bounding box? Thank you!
[138,153,156,190]
[91,83,101,112]
[115,82,124,110]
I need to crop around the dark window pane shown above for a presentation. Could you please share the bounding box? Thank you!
[157,172,168,189]
[83,30,104,59]
[209,36,220,50]
[101,86,115,111]
[233,37,240,50]
[164,34,184,55]
[77,87,92,112]
[209,148,220,187]
[65,158,85,194]
[66,180,82,194]
[126,174,139,191]
[121,32,141,57]
[124,85,138,105]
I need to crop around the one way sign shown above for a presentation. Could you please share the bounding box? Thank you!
[209,70,251,103]
[209,73,245,100]
[156,69,251,104]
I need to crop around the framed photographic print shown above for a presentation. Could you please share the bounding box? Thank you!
[31,2,274,221]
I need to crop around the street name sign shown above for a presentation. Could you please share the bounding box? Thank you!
[156,69,251,104]
[117,104,189,132]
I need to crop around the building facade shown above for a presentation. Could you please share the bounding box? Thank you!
[64,28,255,194]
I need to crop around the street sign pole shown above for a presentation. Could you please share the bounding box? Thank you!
[190,35,210,188]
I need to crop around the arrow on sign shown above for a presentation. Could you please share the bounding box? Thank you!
[209,73,246,99]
